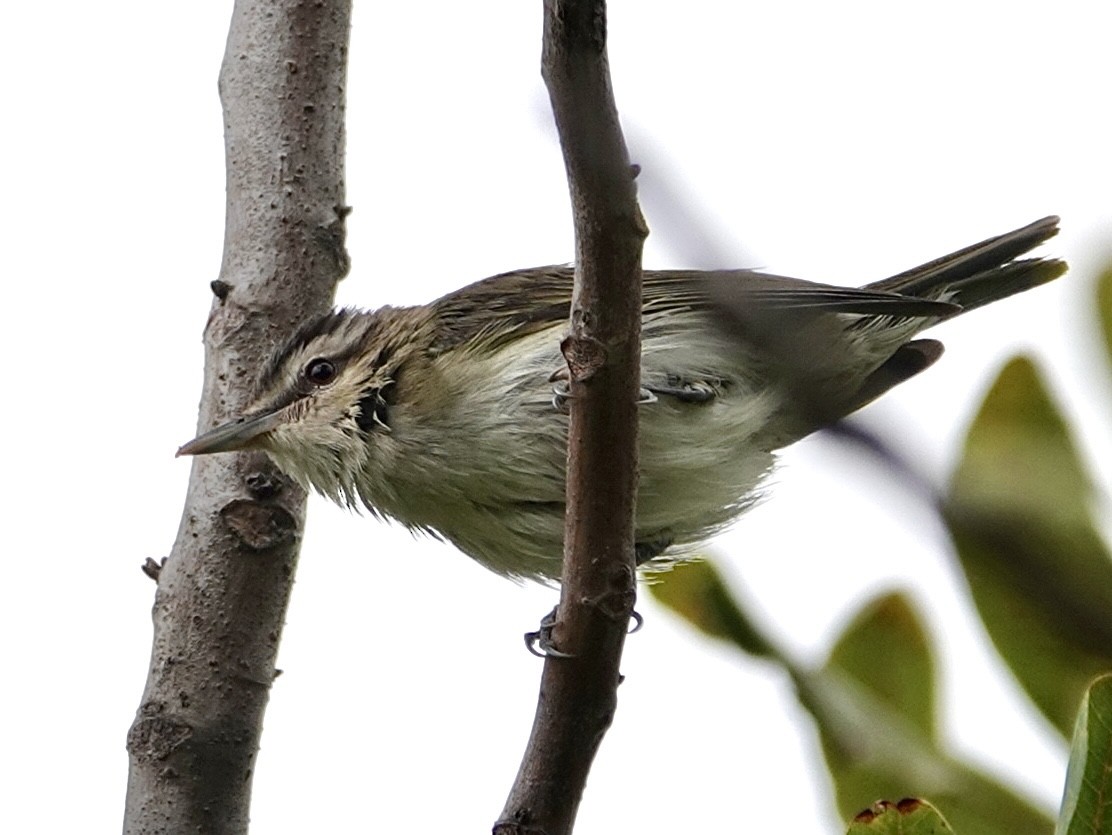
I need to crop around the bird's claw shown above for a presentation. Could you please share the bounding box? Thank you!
[551,381,573,412]
[553,379,677,409]
[524,607,644,657]
[643,378,719,403]
[525,607,576,658]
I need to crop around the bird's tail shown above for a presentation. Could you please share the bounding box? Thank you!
[751,216,1066,445]
[865,215,1066,313]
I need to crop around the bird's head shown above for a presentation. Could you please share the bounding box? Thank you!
[177,308,412,506]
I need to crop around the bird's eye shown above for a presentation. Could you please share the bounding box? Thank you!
[305,358,337,386]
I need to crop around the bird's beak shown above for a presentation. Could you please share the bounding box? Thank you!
[176,409,285,457]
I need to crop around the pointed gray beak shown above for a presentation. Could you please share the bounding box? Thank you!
[176,409,285,456]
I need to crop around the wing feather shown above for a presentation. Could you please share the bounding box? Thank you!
[429,266,958,354]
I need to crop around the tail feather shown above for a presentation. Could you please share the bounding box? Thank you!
[866,215,1065,310]
[746,216,1065,447]
[937,257,1067,314]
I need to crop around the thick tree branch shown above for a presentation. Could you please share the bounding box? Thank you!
[496,2,647,833]
[123,2,351,832]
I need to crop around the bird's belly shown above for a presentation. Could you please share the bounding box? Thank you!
[403,388,780,581]
[634,389,778,552]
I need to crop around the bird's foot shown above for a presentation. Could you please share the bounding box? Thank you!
[524,606,644,658]
[525,606,575,658]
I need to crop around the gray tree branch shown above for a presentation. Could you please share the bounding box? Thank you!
[124,2,351,832]
[496,2,647,833]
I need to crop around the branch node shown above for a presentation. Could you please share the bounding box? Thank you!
[315,204,352,279]
[560,334,607,382]
[493,812,546,835]
[245,471,283,499]
[210,280,232,301]
[141,557,166,582]
[219,500,298,551]
[126,703,193,763]
[583,569,636,623]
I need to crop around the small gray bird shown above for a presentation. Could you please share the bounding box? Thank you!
[179,217,1065,581]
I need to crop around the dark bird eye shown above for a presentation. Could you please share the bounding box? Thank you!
[305,358,336,386]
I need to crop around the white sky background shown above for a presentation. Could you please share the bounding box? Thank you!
[3,1,1111,832]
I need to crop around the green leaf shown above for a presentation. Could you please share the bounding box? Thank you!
[812,592,1052,835]
[803,666,1052,834]
[828,593,936,739]
[653,569,1053,832]
[847,798,954,834]
[1056,673,1112,835]
[648,559,778,660]
[945,356,1112,736]
[1098,265,1112,369]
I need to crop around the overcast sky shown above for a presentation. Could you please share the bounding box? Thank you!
[4,2,1110,832]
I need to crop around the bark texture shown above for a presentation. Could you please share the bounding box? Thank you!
[124,2,351,832]
[496,2,647,833]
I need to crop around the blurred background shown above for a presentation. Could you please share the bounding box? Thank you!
[2,1,1109,831]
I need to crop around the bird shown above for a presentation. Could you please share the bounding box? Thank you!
[178,216,1065,582]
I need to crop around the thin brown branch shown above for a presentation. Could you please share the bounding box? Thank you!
[123,2,351,832]
[496,2,647,833]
